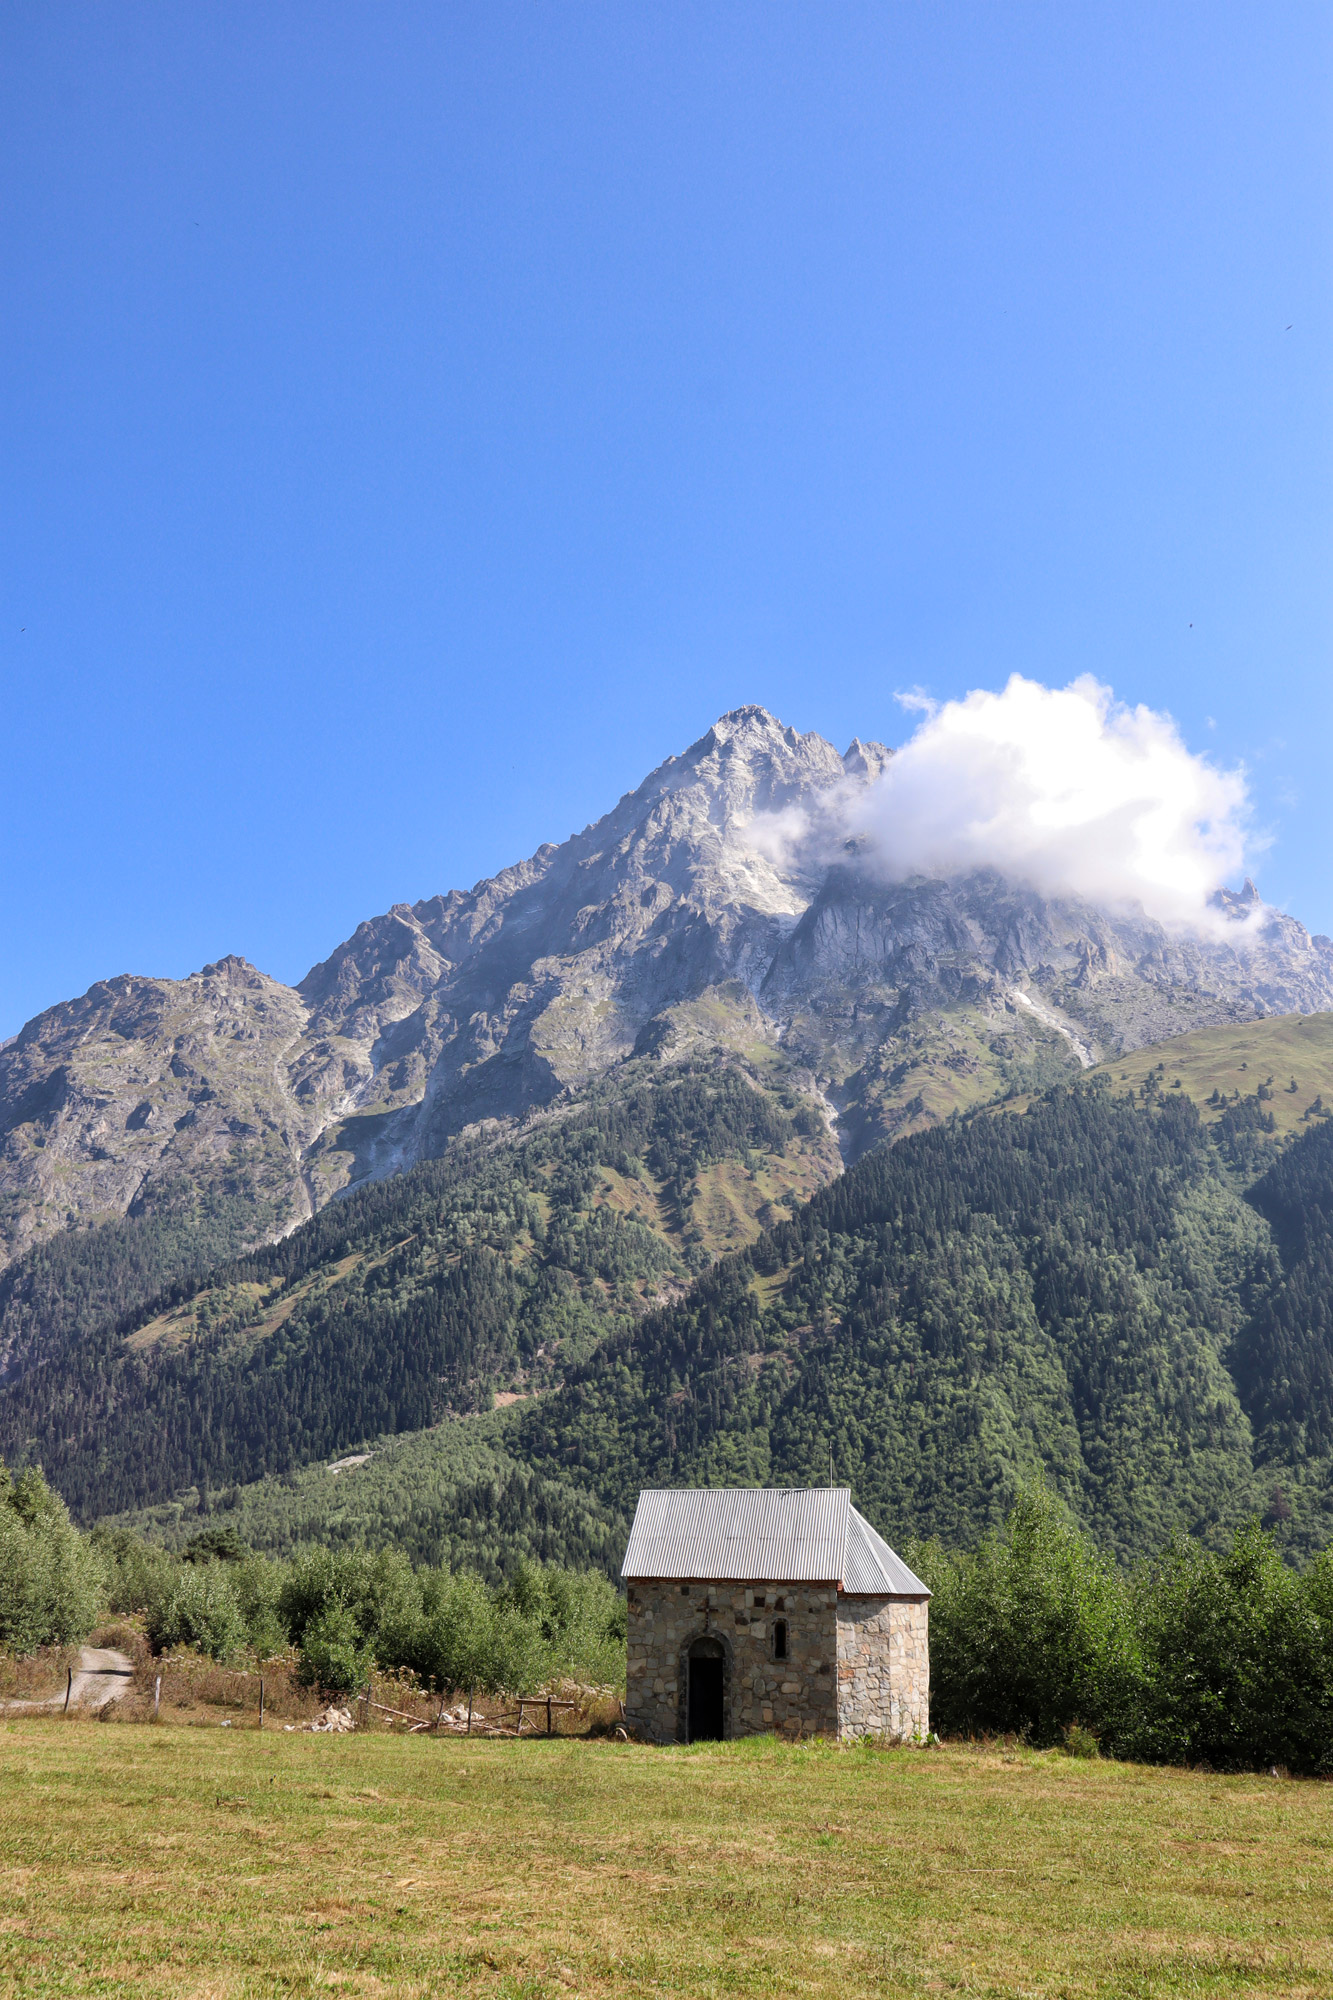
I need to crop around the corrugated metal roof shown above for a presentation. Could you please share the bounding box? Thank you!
[622,1486,849,1583]
[843,1504,930,1596]
[621,1486,930,1597]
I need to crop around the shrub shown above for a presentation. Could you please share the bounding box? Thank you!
[148,1564,247,1663]
[0,1463,105,1652]
[276,1544,421,1651]
[396,1569,500,1696]
[908,1499,1333,1774]
[390,1562,624,1698]
[917,1489,1141,1747]
[94,1525,180,1628]
[297,1603,373,1695]
[1121,1525,1333,1772]
[497,1561,627,1687]
[488,1604,552,1696]
[231,1553,286,1656]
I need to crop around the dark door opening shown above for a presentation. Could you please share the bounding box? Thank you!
[687,1638,725,1742]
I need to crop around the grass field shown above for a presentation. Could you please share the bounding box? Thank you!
[1,1722,1328,1999]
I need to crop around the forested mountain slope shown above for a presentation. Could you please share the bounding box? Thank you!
[517,1088,1333,1562]
[0,1055,835,1518]
[103,1408,626,1584]
[24,1054,1333,1567]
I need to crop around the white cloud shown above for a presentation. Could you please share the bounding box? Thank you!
[751,675,1257,931]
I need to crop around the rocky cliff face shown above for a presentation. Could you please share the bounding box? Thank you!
[0,958,322,1265]
[5,704,1332,1266]
[764,867,1333,1154]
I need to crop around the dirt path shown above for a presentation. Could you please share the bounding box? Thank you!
[2,1646,134,1713]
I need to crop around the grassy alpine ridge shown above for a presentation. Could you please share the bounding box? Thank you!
[517,1088,1333,1561]
[1087,1008,1333,1136]
[0,1058,830,1521]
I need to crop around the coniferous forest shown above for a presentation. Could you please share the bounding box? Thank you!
[518,1087,1333,1560]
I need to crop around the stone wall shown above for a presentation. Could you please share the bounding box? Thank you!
[625,1581,840,1742]
[836,1595,930,1739]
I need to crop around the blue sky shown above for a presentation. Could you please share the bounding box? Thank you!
[2,2,1329,1036]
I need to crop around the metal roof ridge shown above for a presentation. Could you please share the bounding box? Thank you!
[635,1483,853,1494]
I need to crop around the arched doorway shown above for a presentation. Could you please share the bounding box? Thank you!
[686,1635,726,1742]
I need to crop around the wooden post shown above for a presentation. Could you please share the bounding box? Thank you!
[466,1686,474,1736]
[546,1696,552,1738]
[154,1676,161,1721]
[435,1696,445,1733]
[258,1678,264,1730]
[63,1667,72,1714]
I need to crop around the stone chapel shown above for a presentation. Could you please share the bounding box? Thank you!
[621,1485,930,1743]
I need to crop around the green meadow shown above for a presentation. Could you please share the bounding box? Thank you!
[1,1720,1328,1999]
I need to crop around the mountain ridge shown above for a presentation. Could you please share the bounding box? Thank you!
[5,704,1332,1287]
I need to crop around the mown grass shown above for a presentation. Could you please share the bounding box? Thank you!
[1,1722,1328,1998]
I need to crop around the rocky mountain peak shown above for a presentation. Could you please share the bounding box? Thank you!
[611,705,848,840]
[5,706,1333,1271]
[1212,878,1263,917]
[690,701,804,751]
[842,737,893,781]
